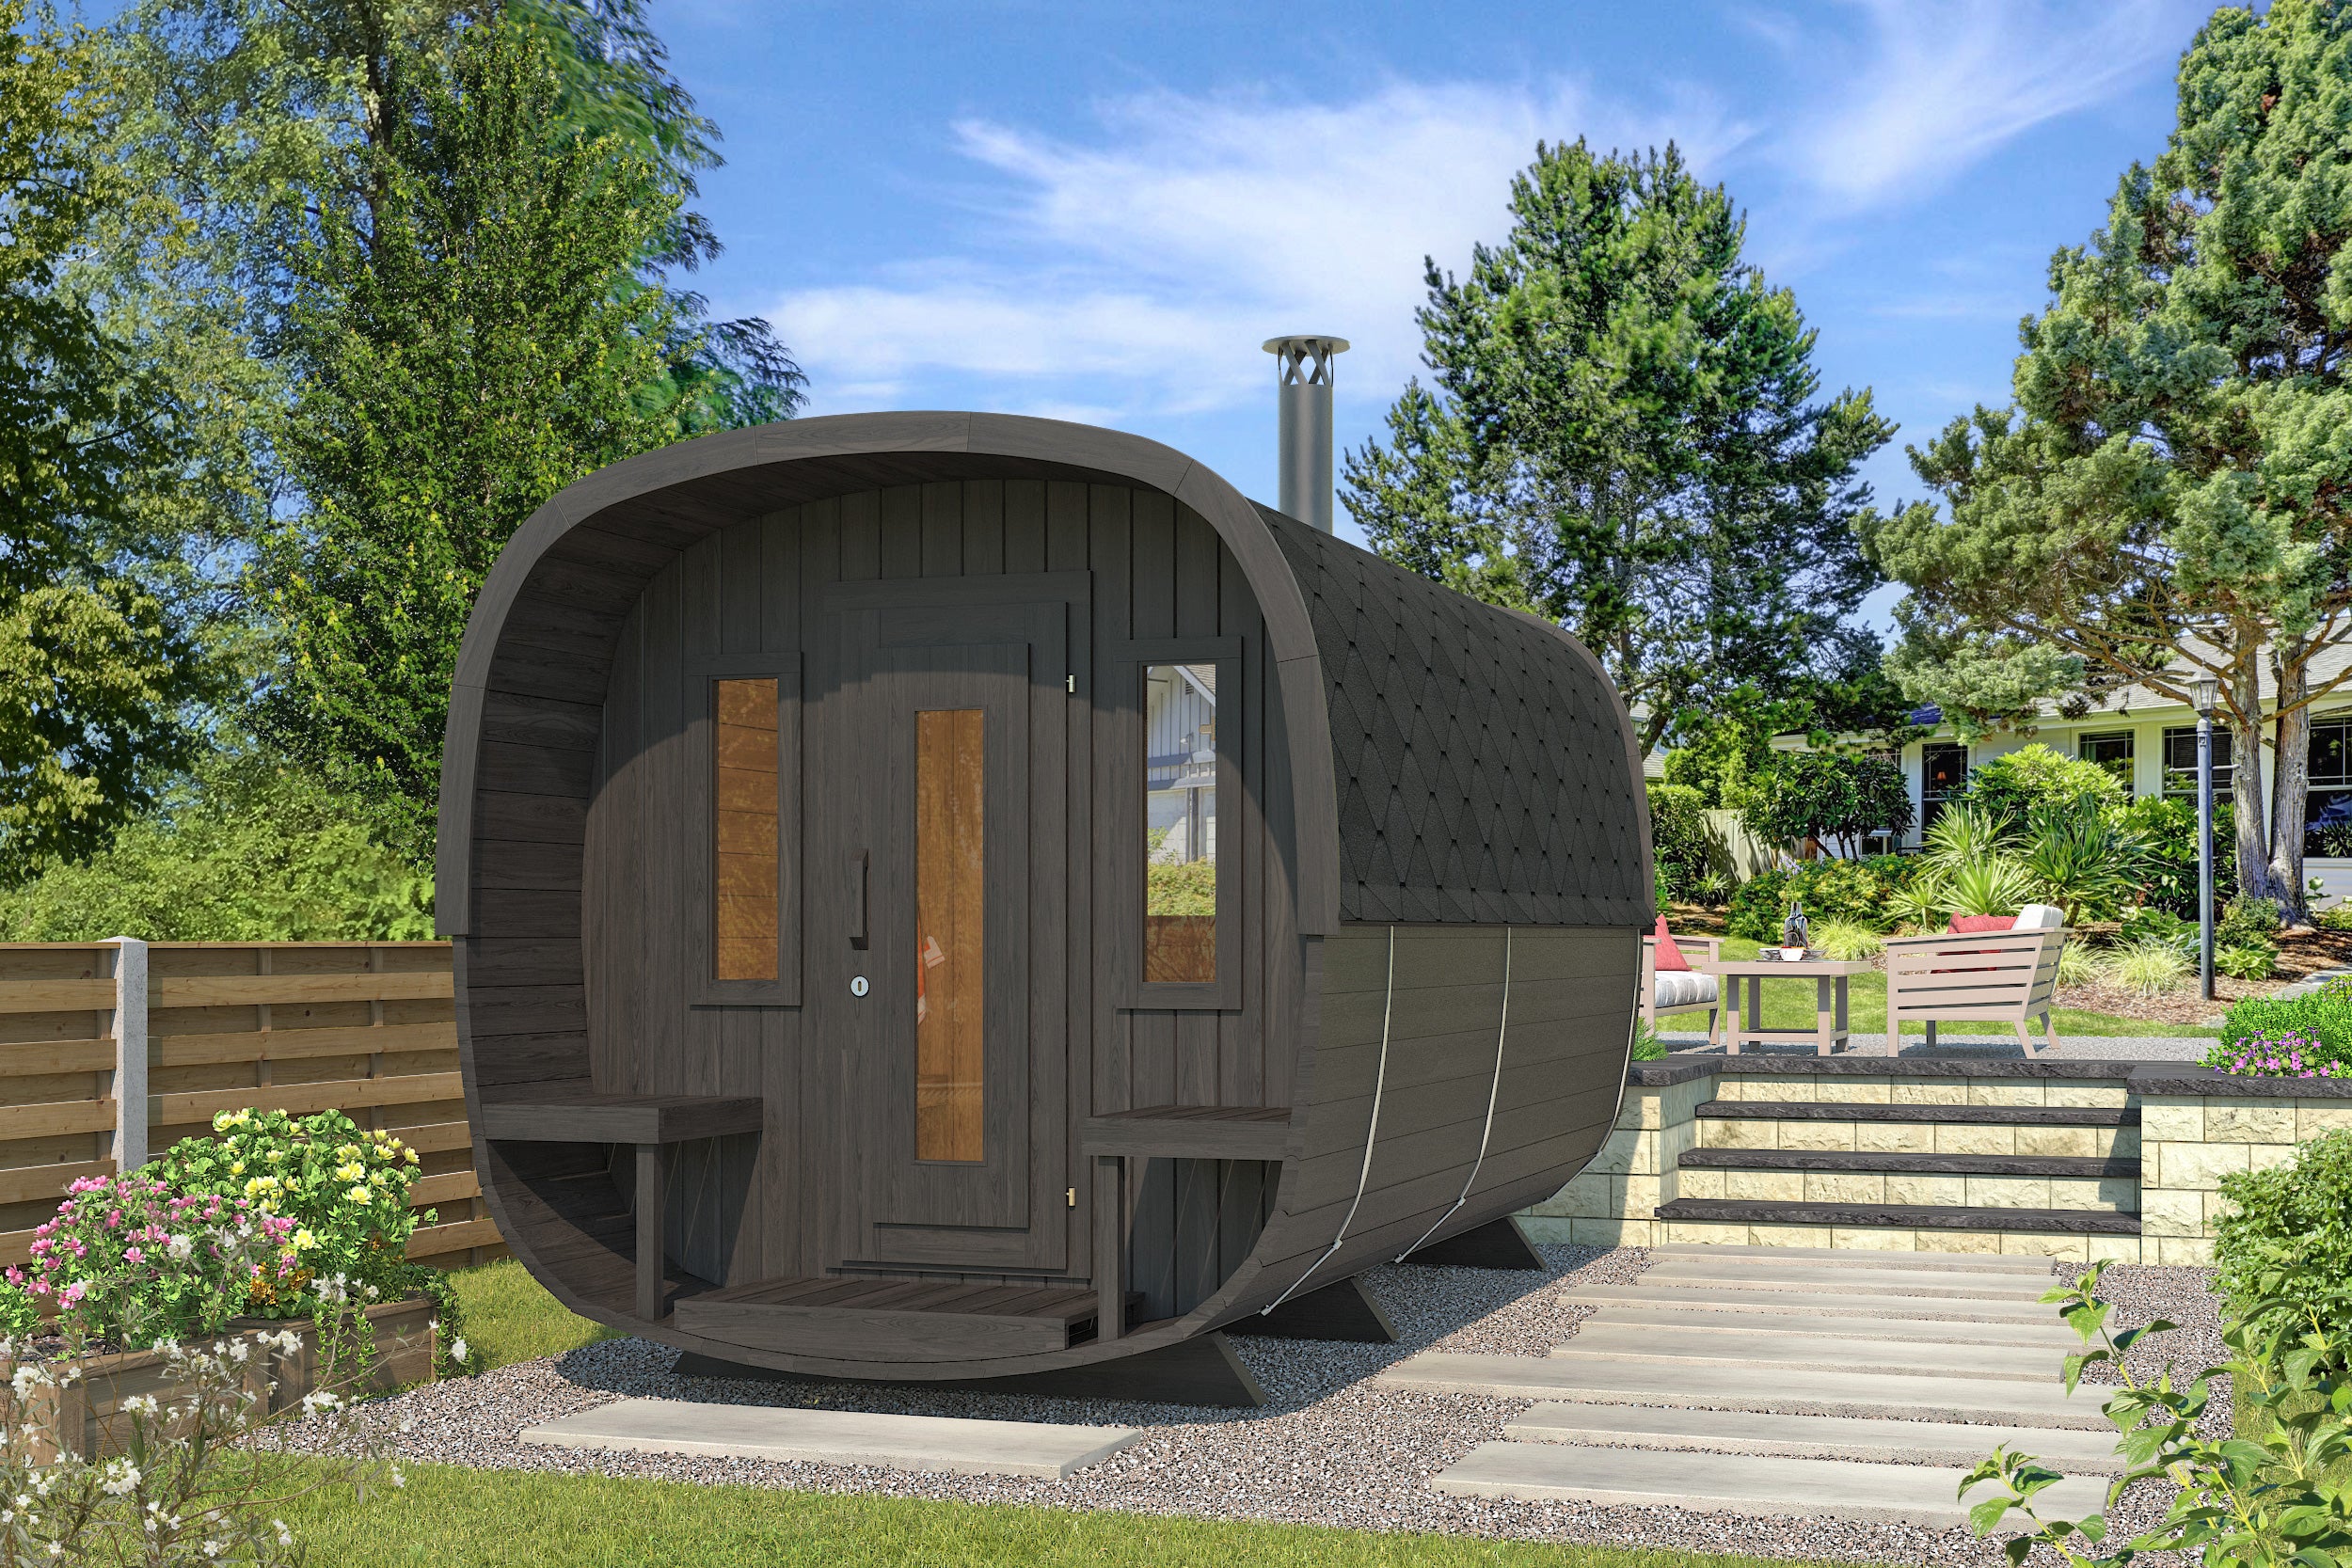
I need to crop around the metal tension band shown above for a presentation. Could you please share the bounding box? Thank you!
[1263,925,1395,1314]
[1398,926,1512,1260]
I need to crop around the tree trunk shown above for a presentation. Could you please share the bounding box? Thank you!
[2268,652,2313,926]
[2229,646,2272,922]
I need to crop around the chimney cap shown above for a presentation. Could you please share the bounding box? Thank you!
[1261,336,1350,354]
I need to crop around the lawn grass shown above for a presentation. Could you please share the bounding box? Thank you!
[1702,936,2217,1041]
[278,1462,1880,1568]
[446,1257,619,1370]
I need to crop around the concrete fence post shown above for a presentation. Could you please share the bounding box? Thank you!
[109,937,148,1173]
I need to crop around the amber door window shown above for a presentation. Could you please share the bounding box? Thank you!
[915,707,985,1163]
[713,678,782,981]
[1144,662,1219,985]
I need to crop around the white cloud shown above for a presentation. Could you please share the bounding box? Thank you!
[770,79,1745,421]
[1781,0,2201,207]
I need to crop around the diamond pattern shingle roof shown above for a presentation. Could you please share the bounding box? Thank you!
[1263,508,1651,927]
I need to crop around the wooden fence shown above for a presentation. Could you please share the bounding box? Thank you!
[0,942,499,1270]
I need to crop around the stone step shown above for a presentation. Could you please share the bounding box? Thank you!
[1432,1441,2111,1528]
[1645,1242,2058,1275]
[1699,1101,2139,1127]
[1638,1258,2062,1297]
[519,1398,1142,1479]
[1379,1351,2108,1427]
[1679,1149,2138,1179]
[1504,1401,2124,1472]
[1562,1280,2062,1323]
[1552,1323,2058,1384]
[1655,1199,2143,1236]
[1672,1166,2139,1214]
[1579,1302,2082,1350]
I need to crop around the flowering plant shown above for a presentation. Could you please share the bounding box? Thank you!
[7,1172,299,1347]
[152,1110,431,1313]
[2199,1029,2349,1079]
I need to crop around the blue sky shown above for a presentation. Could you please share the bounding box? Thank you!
[660,0,2215,619]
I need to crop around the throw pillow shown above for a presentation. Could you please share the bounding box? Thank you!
[1948,914,2016,934]
[1652,915,1691,971]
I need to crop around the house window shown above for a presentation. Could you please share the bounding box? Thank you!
[2077,731,2134,792]
[1920,743,1968,832]
[1144,663,1219,984]
[2311,718,2352,860]
[2161,725,2234,800]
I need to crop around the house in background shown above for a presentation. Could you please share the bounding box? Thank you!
[1772,642,2352,908]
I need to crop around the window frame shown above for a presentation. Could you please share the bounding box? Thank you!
[2075,730,2135,792]
[2160,724,2235,800]
[1919,741,1969,832]
[685,652,803,1007]
[1116,636,1243,1011]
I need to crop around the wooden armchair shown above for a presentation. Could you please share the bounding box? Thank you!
[1882,905,2068,1056]
[1640,932,1724,1045]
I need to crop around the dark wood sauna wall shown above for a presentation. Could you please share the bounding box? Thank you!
[583,479,1296,1292]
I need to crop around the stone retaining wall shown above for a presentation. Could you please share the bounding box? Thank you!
[1520,1057,2352,1264]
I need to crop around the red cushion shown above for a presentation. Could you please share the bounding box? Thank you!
[1948,914,2016,934]
[1652,915,1691,971]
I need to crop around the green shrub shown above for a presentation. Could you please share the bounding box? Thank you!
[1735,752,1913,860]
[1961,743,2123,822]
[1809,920,1883,960]
[2218,895,2280,947]
[2117,794,2236,917]
[2217,942,2277,980]
[1726,855,1917,941]
[2020,803,2148,923]
[2215,1128,2352,1367]
[2320,902,2352,933]
[2121,905,2196,954]
[0,1278,39,1342]
[2055,940,2098,987]
[2104,937,2191,996]
[2224,976,2352,1055]
[1645,782,1711,902]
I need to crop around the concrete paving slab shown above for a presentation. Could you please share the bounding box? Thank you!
[1505,1402,2124,1472]
[1378,1352,2108,1428]
[1564,1281,2061,1324]
[1580,1303,2082,1350]
[1639,1260,2055,1300]
[1645,1243,2057,1275]
[1552,1323,2058,1384]
[520,1399,1142,1479]
[1432,1441,2110,1527]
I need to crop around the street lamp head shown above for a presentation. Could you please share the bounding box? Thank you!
[2193,676,2219,717]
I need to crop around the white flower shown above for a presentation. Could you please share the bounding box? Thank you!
[275,1521,293,1547]
[11,1367,39,1398]
[389,1465,405,1489]
[165,1234,193,1262]
[98,1460,139,1496]
[121,1394,157,1417]
[300,1389,342,1416]
[449,1337,469,1365]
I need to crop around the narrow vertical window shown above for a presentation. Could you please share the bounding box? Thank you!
[712,677,779,981]
[915,708,985,1163]
[1144,663,1218,984]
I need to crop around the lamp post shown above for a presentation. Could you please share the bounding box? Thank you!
[2195,675,2219,1002]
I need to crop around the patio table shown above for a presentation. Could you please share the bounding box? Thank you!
[1699,958,1874,1055]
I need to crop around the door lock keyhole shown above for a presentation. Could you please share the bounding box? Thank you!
[850,975,869,998]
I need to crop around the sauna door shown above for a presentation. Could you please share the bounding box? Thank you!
[823,589,1075,1273]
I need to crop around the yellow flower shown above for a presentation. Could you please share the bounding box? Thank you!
[337,1144,362,1162]
[403,1148,418,1165]
[292,1229,317,1251]
[229,1162,245,1176]
[344,1186,372,1205]
[334,1163,366,1183]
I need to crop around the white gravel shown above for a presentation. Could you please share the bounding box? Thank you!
[267,1248,2233,1566]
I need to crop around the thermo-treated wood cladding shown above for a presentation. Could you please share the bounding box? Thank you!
[438,414,1646,1388]
[0,942,498,1270]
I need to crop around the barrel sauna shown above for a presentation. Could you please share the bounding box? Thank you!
[437,412,1652,1402]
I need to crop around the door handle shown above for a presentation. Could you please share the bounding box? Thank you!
[848,850,867,948]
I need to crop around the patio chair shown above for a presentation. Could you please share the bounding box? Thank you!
[1640,927,1723,1046]
[1882,903,2068,1056]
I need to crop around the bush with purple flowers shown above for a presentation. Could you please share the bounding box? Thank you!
[2200,1028,2349,1078]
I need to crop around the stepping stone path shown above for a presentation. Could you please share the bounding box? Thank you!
[1384,1243,2119,1528]
[521,1398,1142,1479]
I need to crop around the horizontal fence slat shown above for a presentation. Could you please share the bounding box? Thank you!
[0,1098,116,1142]
[151,973,454,1007]
[153,1021,458,1070]
[388,1120,474,1157]
[0,1159,114,1207]
[405,1217,501,1259]
[0,1040,117,1078]
[0,980,114,1013]
[152,1073,465,1130]
[406,1169,483,1208]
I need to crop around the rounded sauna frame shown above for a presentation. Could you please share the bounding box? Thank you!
[437,412,1652,1392]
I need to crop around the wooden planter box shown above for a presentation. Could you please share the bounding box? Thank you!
[10,1295,436,1459]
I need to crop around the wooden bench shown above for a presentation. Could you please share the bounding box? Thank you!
[481,1089,763,1321]
[674,1276,1123,1359]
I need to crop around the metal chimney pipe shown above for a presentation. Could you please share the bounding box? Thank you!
[1263,336,1349,531]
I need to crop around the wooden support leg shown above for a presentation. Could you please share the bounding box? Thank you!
[2042,1011,2060,1056]
[2014,1020,2034,1056]
[1925,1019,1938,1050]
[1093,1154,1125,1343]
[635,1142,663,1323]
[1835,977,1850,1054]
[1816,975,1834,1057]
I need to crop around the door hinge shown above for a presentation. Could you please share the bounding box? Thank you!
[1066,1186,1076,1207]
[1065,673,1075,694]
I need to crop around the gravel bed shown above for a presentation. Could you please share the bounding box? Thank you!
[260,1248,2236,1566]
[1653,1033,2214,1060]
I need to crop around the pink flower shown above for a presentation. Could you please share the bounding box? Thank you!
[122,1248,142,1264]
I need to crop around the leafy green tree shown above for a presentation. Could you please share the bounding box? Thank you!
[0,745,430,940]
[0,1,215,880]
[1962,744,2125,825]
[1345,139,1894,754]
[250,19,680,863]
[1866,0,2352,920]
[1736,751,1914,861]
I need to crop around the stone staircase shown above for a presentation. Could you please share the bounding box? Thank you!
[1389,1243,2116,1528]
[1660,1089,2142,1251]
